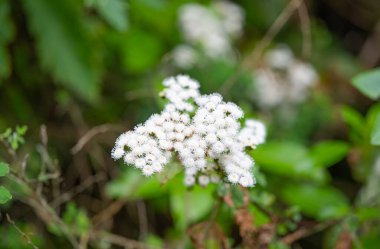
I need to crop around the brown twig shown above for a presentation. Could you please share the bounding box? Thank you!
[125,88,156,101]
[71,124,122,154]
[203,197,223,239]
[297,0,312,57]
[359,20,380,67]
[91,231,158,249]
[281,220,336,245]
[51,172,107,207]
[220,0,303,95]
[91,198,129,228]
[243,0,303,68]
[136,200,148,240]
[8,172,81,249]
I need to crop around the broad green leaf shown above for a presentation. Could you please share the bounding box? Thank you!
[170,185,214,230]
[0,162,9,176]
[105,168,166,199]
[0,186,12,204]
[22,0,101,102]
[120,29,163,73]
[352,69,380,100]
[249,205,270,228]
[91,0,129,31]
[279,183,349,220]
[341,106,366,143]
[310,140,349,168]
[371,113,380,145]
[252,142,328,182]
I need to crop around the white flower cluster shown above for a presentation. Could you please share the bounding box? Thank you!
[253,45,319,109]
[172,1,244,68]
[112,75,265,187]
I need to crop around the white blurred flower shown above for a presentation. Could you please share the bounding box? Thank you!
[253,45,319,109]
[112,75,265,188]
[177,1,244,59]
[171,45,199,69]
[264,45,294,70]
[254,69,286,109]
[214,0,245,38]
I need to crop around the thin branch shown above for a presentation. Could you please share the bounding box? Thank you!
[51,172,107,207]
[125,88,156,101]
[136,200,148,240]
[71,124,121,154]
[220,0,302,95]
[92,198,129,228]
[297,0,312,58]
[244,0,302,68]
[6,214,40,249]
[203,197,223,239]
[8,172,81,249]
[359,20,380,67]
[281,220,336,245]
[91,231,158,249]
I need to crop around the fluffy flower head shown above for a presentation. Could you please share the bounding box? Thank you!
[112,75,266,188]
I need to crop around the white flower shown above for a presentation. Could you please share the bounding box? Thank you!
[288,62,318,88]
[111,147,124,160]
[178,1,244,59]
[171,45,199,69]
[227,173,239,183]
[184,175,196,186]
[142,165,154,176]
[161,75,200,111]
[239,176,255,187]
[253,45,319,108]
[112,75,265,187]
[198,175,210,186]
[265,45,294,70]
[238,119,266,147]
[213,1,245,38]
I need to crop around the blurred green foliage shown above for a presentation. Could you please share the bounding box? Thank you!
[0,0,380,248]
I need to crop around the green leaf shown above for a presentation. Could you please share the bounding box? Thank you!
[341,106,366,143]
[251,142,328,182]
[16,125,27,135]
[371,112,380,145]
[105,168,165,199]
[0,186,12,204]
[22,0,101,102]
[352,68,380,100]
[63,202,90,236]
[120,29,163,73]
[170,185,214,230]
[309,140,349,168]
[279,183,349,220]
[249,205,270,228]
[90,0,129,31]
[230,185,244,207]
[0,162,9,176]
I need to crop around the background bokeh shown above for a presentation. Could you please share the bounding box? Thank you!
[0,0,380,248]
